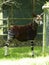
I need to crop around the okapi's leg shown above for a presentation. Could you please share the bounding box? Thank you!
[31,41,34,57]
[4,41,9,56]
[4,29,12,56]
[4,29,15,56]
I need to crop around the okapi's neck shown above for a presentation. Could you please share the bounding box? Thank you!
[34,21,38,30]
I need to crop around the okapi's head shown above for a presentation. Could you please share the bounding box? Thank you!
[33,13,43,25]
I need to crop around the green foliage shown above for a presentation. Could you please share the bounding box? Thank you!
[0,36,5,47]
[9,39,31,47]
[0,0,2,3]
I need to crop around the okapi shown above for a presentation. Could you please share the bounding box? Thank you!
[5,14,43,56]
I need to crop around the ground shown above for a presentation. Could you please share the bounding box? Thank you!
[0,46,49,65]
[0,56,49,65]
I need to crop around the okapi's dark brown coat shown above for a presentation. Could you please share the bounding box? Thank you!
[9,21,38,41]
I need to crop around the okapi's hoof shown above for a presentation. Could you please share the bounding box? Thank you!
[32,54,34,57]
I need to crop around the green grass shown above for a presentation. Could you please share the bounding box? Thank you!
[0,46,48,59]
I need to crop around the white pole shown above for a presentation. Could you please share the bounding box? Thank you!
[43,12,46,54]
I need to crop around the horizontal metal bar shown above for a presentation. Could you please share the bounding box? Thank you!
[9,18,33,20]
[0,33,43,36]
[0,18,33,20]
[0,18,8,20]
[37,33,43,35]
[0,34,7,35]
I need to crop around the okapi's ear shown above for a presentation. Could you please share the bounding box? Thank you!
[32,13,37,17]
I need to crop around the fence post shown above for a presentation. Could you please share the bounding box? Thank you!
[42,2,49,55]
